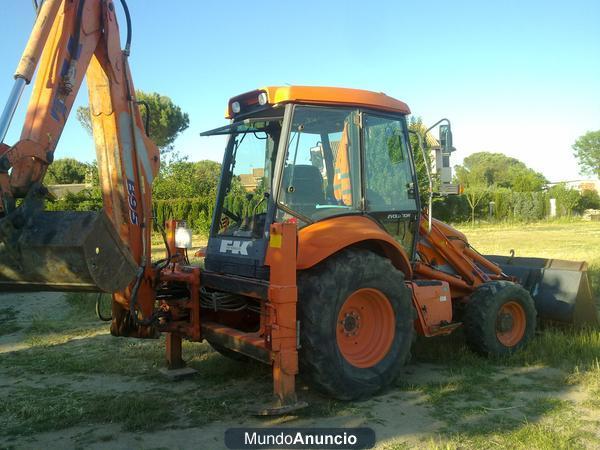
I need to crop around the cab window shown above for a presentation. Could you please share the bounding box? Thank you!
[278,106,361,222]
[363,114,416,212]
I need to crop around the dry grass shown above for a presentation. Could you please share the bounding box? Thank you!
[459,220,600,263]
[460,220,600,300]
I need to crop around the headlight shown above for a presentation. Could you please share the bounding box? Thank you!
[231,101,241,114]
[258,92,268,105]
[175,222,193,249]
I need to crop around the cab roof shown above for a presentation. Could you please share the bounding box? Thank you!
[225,86,411,118]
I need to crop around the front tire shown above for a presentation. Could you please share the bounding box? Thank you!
[298,249,414,400]
[464,281,537,356]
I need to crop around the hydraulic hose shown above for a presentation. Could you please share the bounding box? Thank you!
[118,0,132,55]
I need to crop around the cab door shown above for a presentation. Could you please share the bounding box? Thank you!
[362,112,419,257]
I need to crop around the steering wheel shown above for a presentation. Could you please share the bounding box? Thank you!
[221,207,241,223]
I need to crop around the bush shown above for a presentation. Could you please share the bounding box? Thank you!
[432,195,471,223]
[577,190,600,212]
[153,198,214,235]
[45,189,103,212]
[510,191,548,221]
[549,184,581,217]
[45,186,584,231]
[46,193,214,235]
[432,190,550,223]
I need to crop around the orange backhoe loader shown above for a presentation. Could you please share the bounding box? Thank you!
[0,0,597,414]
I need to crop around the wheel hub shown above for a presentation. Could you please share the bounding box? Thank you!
[496,312,514,332]
[341,312,360,336]
[336,288,396,368]
[495,300,527,348]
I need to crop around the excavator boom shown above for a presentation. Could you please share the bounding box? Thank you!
[0,0,158,331]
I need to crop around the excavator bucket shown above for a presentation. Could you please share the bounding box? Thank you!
[0,210,137,293]
[486,255,600,327]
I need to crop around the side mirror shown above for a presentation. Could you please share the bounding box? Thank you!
[309,144,324,173]
[439,124,454,153]
[426,119,459,195]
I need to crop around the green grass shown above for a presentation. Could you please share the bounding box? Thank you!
[22,293,106,346]
[0,387,175,435]
[460,220,600,298]
[0,306,22,336]
[150,233,207,261]
[407,316,600,447]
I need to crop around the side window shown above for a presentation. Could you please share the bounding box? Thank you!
[278,107,360,222]
[363,114,417,212]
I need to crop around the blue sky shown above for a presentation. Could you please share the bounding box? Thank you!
[1,0,599,182]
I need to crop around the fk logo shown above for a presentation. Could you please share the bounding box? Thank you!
[219,240,251,256]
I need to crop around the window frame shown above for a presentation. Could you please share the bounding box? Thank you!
[209,111,289,238]
[274,104,362,224]
[360,109,420,213]
[273,104,421,228]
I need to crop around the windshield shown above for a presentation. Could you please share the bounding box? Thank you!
[209,117,282,238]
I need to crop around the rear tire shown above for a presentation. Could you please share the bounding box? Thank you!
[298,249,414,400]
[464,281,536,356]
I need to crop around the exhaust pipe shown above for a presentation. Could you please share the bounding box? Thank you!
[486,254,599,328]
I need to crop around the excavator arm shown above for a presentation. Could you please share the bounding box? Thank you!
[0,0,159,336]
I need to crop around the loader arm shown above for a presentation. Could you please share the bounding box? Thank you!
[414,214,507,298]
[0,0,159,334]
[415,214,598,326]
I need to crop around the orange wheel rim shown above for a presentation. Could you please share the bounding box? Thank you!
[496,301,526,347]
[336,288,395,368]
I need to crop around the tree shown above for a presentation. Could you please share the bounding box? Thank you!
[152,160,221,200]
[511,169,547,192]
[44,159,103,211]
[455,152,546,191]
[549,183,580,217]
[464,185,488,226]
[76,90,189,155]
[577,189,600,211]
[408,117,436,206]
[45,158,91,184]
[458,165,488,225]
[573,130,600,178]
[76,106,93,136]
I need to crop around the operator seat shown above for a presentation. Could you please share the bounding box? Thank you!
[282,165,325,217]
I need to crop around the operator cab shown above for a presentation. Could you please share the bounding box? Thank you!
[201,87,420,278]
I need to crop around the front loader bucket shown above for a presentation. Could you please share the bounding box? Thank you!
[486,255,599,327]
[0,210,137,293]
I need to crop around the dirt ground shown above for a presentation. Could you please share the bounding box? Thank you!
[1,289,598,450]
